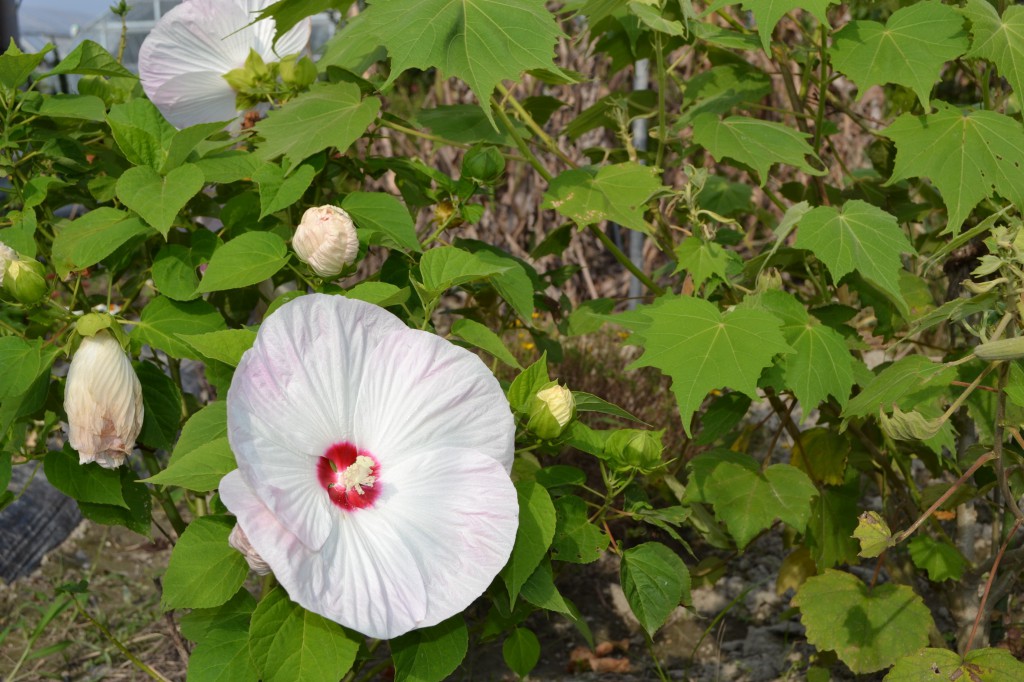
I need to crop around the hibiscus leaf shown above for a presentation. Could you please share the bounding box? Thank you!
[887,647,1024,681]
[143,438,237,492]
[503,628,541,678]
[793,569,933,674]
[962,0,1024,104]
[341,191,421,253]
[52,207,156,278]
[743,290,854,409]
[674,237,737,288]
[884,104,1024,233]
[452,318,523,369]
[255,82,380,170]
[342,0,561,126]
[178,329,257,368]
[0,336,47,400]
[507,354,550,413]
[704,461,817,548]
[195,232,290,294]
[908,535,968,582]
[500,481,556,606]
[542,163,666,235]
[170,402,228,467]
[135,360,183,451]
[152,244,200,301]
[830,1,968,109]
[418,245,509,298]
[115,163,205,238]
[390,616,468,682]
[704,0,836,52]
[44,39,133,78]
[77,467,153,536]
[249,587,360,682]
[254,163,317,219]
[550,494,609,564]
[620,542,691,636]
[133,297,228,361]
[162,516,248,610]
[43,444,127,508]
[621,295,792,437]
[187,627,258,682]
[692,113,824,185]
[842,355,955,421]
[519,560,574,616]
[258,0,351,42]
[795,200,915,310]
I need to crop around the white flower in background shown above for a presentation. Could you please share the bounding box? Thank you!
[292,205,359,278]
[0,241,16,286]
[138,0,311,129]
[219,294,518,639]
[64,331,144,469]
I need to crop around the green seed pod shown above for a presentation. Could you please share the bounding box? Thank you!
[3,258,47,305]
[461,145,505,186]
[975,337,1024,362]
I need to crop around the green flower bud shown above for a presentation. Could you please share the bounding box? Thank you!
[755,267,783,293]
[526,382,575,439]
[461,145,505,186]
[4,257,47,305]
[279,55,317,88]
[606,429,665,474]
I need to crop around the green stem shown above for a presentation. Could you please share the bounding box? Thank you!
[811,23,829,155]
[142,450,187,536]
[587,224,664,297]
[490,97,554,184]
[653,33,668,172]
[495,83,577,169]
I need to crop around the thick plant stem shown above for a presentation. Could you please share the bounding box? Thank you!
[587,224,665,297]
[71,595,173,682]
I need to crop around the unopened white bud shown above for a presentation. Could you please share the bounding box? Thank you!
[292,205,358,278]
[64,331,144,468]
[536,384,575,428]
[229,524,271,575]
[0,241,17,286]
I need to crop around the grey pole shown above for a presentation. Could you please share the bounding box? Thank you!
[626,57,650,309]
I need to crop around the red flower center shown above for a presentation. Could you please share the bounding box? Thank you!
[316,442,380,511]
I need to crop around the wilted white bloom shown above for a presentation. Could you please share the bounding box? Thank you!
[64,331,144,469]
[138,0,310,129]
[220,294,517,639]
[292,205,359,278]
[228,524,271,575]
[0,241,16,286]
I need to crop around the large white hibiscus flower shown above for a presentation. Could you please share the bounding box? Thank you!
[219,294,519,639]
[138,0,311,129]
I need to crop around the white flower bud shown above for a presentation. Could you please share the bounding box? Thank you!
[292,205,358,278]
[64,331,144,468]
[0,241,17,286]
[537,383,575,427]
[229,524,272,575]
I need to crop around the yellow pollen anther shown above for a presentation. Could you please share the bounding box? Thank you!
[341,455,376,495]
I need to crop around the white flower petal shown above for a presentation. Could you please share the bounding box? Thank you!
[138,0,311,129]
[353,328,515,471]
[243,0,312,60]
[139,0,252,92]
[228,295,406,550]
[222,448,517,639]
[146,72,239,130]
